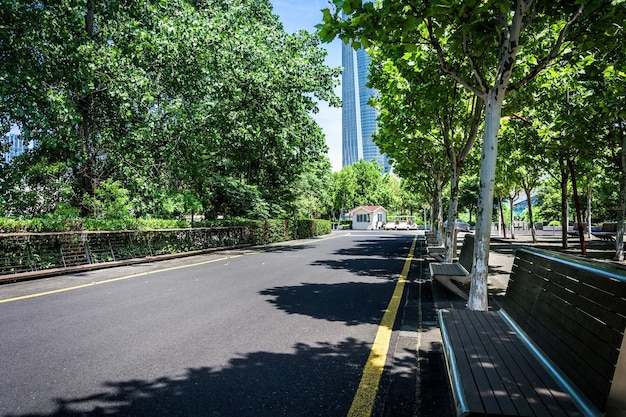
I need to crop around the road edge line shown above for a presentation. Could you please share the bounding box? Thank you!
[347,234,417,417]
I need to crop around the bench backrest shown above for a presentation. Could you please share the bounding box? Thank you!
[458,234,474,272]
[603,222,618,232]
[502,247,626,414]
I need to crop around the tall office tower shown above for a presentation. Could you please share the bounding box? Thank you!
[341,41,391,173]
[2,133,36,163]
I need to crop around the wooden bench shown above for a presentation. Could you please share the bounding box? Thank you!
[591,222,617,241]
[427,246,446,262]
[429,234,474,300]
[425,231,440,246]
[439,247,626,417]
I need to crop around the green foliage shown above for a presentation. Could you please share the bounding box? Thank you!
[327,160,417,217]
[0,215,331,242]
[314,219,332,236]
[245,218,329,245]
[83,179,133,220]
[1,0,340,220]
[0,215,189,233]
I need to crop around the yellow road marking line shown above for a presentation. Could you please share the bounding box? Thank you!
[347,235,417,417]
[0,233,346,304]
[0,255,239,304]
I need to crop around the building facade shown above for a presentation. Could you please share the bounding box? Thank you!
[2,133,35,163]
[349,205,388,230]
[341,41,391,173]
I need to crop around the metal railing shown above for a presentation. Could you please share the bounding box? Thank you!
[0,227,252,278]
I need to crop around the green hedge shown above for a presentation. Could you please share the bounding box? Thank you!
[0,216,188,233]
[246,219,331,245]
[0,216,332,241]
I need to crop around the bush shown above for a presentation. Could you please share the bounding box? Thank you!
[0,216,331,240]
[548,220,561,226]
[315,220,332,236]
[0,217,30,233]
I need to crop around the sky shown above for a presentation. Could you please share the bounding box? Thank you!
[269,0,343,171]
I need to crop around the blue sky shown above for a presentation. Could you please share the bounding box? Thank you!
[270,0,343,171]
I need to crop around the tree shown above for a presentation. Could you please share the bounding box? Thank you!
[369,47,482,261]
[320,0,622,310]
[295,158,333,220]
[1,0,341,220]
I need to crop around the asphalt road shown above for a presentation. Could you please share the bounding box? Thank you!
[0,231,424,417]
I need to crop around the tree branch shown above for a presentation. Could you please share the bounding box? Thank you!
[510,112,533,126]
[426,18,486,99]
[507,3,585,94]
[462,29,488,92]
[460,95,483,161]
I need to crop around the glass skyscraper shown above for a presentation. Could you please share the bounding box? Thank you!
[342,42,391,173]
[2,133,35,163]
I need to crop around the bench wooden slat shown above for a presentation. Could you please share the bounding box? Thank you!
[486,312,585,417]
[472,311,560,417]
[507,261,623,361]
[429,234,474,279]
[508,257,624,383]
[430,263,469,277]
[442,310,488,414]
[455,313,509,415]
[544,256,626,299]
[508,258,625,348]
[455,310,522,416]
[440,309,585,417]
[427,246,445,254]
[502,248,626,413]
[502,288,614,408]
[438,246,626,416]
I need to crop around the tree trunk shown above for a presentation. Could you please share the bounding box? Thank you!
[498,196,507,239]
[445,162,460,262]
[615,122,626,261]
[509,194,516,239]
[559,159,570,249]
[430,176,444,244]
[587,185,592,239]
[524,185,537,244]
[435,177,444,245]
[567,159,586,256]
[467,95,502,311]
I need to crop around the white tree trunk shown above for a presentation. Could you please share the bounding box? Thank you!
[615,126,626,261]
[467,95,502,311]
[445,166,460,262]
[509,198,515,239]
[433,176,444,245]
[587,186,592,239]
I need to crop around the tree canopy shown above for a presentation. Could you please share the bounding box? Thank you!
[320,0,626,310]
[1,0,341,220]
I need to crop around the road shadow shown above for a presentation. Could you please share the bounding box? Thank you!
[332,235,413,259]
[312,237,411,280]
[260,235,413,326]
[260,281,396,326]
[6,338,389,417]
[310,257,401,279]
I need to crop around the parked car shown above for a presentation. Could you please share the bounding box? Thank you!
[395,221,409,230]
[443,219,471,232]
